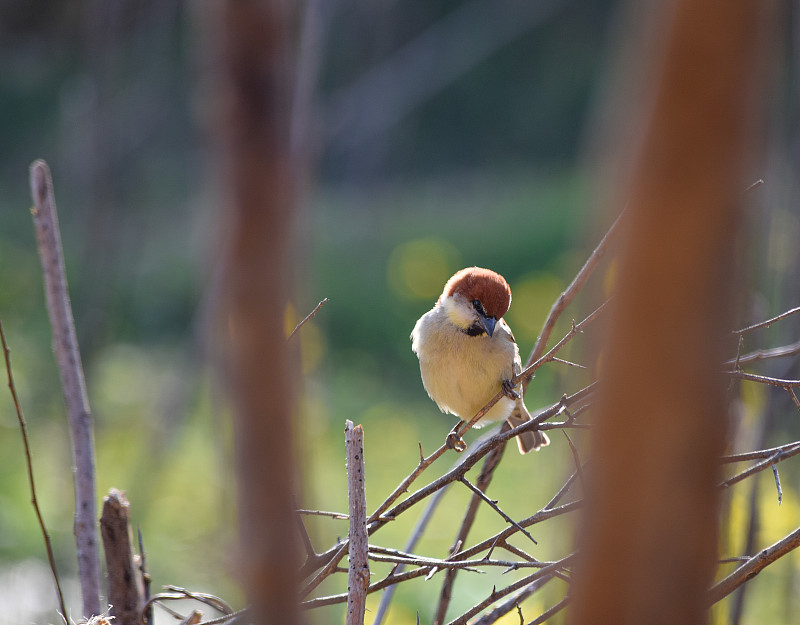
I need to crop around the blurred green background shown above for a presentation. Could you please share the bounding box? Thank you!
[1,1,800,624]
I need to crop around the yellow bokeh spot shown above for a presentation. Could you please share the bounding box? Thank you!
[300,321,326,374]
[387,237,462,301]
[603,258,618,297]
[505,273,564,343]
[284,302,297,338]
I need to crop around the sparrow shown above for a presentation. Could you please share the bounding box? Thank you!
[411,267,550,454]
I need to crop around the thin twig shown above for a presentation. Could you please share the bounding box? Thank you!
[722,441,800,463]
[372,386,594,537]
[138,526,152,625]
[288,298,328,341]
[453,501,582,563]
[297,509,348,519]
[471,576,553,625]
[525,595,571,625]
[458,477,537,545]
[728,370,800,388]
[0,320,67,618]
[742,178,764,194]
[30,158,102,618]
[525,211,623,381]
[734,306,800,334]
[719,446,800,490]
[724,339,800,367]
[445,555,575,625]
[563,432,586,493]
[302,567,432,609]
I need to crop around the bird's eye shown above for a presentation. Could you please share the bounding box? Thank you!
[472,299,485,315]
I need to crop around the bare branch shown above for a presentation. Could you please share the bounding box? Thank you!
[458,477,537,545]
[445,555,574,625]
[708,526,800,605]
[297,509,348,520]
[719,445,800,490]
[728,371,800,388]
[723,441,800,463]
[525,211,623,378]
[100,490,143,625]
[29,158,102,618]
[734,306,800,334]
[724,339,800,367]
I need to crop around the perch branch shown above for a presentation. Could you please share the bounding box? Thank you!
[29,158,102,618]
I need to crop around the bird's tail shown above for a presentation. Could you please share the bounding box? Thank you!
[507,403,550,454]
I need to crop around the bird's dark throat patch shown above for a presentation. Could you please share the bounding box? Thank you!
[461,323,486,337]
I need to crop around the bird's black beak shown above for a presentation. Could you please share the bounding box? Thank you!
[479,315,497,337]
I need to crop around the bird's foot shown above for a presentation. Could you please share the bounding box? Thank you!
[502,379,521,400]
[446,420,467,453]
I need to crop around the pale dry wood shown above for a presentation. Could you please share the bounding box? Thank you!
[29,159,102,619]
[345,421,369,625]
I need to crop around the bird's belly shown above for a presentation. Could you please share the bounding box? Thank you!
[420,353,514,424]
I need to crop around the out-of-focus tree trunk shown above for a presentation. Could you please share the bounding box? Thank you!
[570,1,774,624]
[204,0,300,623]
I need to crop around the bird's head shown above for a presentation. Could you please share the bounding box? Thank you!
[438,267,512,337]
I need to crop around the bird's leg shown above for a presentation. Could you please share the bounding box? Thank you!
[446,420,467,453]
[502,379,521,400]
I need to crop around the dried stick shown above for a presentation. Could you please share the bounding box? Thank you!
[29,158,102,618]
[100,489,143,625]
[707,525,800,604]
[0,320,67,618]
[345,421,369,625]
[288,298,329,341]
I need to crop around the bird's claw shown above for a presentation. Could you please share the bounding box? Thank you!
[446,421,467,453]
[502,379,521,400]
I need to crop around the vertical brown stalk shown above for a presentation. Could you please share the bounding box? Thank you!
[206,0,299,623]
[570,1,772,624]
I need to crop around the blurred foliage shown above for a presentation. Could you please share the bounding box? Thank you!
[0,0,799,624]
